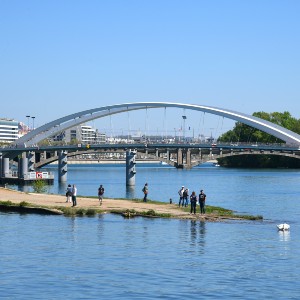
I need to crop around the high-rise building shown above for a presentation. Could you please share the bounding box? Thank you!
[0,118,19,144]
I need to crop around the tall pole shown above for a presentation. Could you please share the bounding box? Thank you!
[26,115,30,132]
[182,115,187,142]
[31,116,35,130]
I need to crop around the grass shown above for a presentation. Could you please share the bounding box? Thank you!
[111,208,172,218]
[19,201,30,207]
[0,198,262,220]
[180,204,263,220]
[0,200,13,206]
[57,206,100,217]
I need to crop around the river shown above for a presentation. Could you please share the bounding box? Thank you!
[1,163,300,299]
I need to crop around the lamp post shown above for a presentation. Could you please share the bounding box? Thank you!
[26,115,30,132]
[31,116,35,130]
[182,115,187,142]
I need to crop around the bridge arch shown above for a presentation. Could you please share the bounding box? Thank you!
[15,102,300,146]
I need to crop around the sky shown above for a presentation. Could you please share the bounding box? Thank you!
[1,0,300,138]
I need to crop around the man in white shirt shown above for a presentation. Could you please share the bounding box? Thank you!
[178,186,185,207]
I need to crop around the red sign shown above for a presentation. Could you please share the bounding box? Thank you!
[36,172,43,179]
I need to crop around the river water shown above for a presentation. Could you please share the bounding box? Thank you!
[2,163,300,299]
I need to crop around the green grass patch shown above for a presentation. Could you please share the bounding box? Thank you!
[86,208,97,216]
[19,201,30,207]
[111,208,172,219]
[57,206,100,217]
[180,204,262,220]
[0,200,13,206]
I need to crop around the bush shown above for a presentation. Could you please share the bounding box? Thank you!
[32,180,47,193]
[0,200,13,206]
[86,209,97,216]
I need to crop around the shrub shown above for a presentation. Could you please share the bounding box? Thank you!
[0,200,13,206]
[32,180,47,193]
[86,209,97,216]
[76,209,86,216]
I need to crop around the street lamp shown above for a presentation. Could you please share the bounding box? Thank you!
[31,116,35,130]
[26,115,30,132]
[182,115,187,142]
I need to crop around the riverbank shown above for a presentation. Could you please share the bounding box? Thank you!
[0,187,262,221]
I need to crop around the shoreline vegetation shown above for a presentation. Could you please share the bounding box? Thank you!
[0,188,262,221]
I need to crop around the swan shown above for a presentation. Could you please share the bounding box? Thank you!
[277,223,290,231]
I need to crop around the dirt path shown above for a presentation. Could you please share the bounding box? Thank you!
[0,187,232,221]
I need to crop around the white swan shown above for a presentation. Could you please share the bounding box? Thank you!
[277,223,290,231]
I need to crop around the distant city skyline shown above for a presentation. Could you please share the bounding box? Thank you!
[1,1,299,135]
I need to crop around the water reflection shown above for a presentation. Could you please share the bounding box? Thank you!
[189,220,206,253]
[190,220,197,244]
[278,230,290,242]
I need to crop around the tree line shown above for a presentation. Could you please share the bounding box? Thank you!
[217,111,300,168]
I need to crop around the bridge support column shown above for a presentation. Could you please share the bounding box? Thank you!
[27,151,35,172]
[126,149,136,186]
[186,149,191,167]
[19,154,28,178]
[0,153,2,177]
[58,150,68,182]
[177,148,183,168]
[2,158,9,178]
[166,150,170,160]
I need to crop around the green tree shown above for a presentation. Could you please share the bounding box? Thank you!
[218,111,300,168]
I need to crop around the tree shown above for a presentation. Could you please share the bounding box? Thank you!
[218,111,300,168]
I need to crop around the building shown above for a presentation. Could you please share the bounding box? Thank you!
[64,125,106,144]
[0,118,19,144]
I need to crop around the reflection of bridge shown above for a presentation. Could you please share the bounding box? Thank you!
[1,102,300,185]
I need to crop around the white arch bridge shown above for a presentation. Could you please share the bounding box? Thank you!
[15,102,300,147]
[1,102,300,185]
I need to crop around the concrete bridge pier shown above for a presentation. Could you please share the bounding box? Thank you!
[0,152,2,177]
[27,151,35,172]
[58,150,68,182]
[2,157,10,177]
[166,150,170,160]
[126,149,136,186]
[19,155,29,178]
[177,148,183,168]
[186,149,191,167]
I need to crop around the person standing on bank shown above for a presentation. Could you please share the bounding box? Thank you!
[178,186,185,207]
[190,191,197,214]
[183,188,189,207]
[199,189,206,214]
[142,183,148,202]
[66,184,72,203]
[72,184,77,207]
[98,184,105,206]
